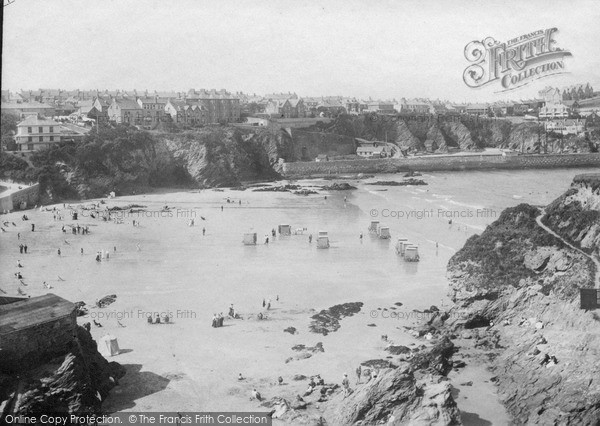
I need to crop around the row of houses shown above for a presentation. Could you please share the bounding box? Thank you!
[2,88,242,128]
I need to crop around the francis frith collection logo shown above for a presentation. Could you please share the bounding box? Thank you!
[463,28,572,92]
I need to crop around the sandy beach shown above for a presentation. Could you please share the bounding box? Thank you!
[1,168,596,424]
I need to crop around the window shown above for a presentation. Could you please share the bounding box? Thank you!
[50,126,54,132]
[50,136,54,141]
[39,136,44,142]
[28,144,34,150]
[28,127,32,133]
[39,126,43,133]
[28,136,32,142]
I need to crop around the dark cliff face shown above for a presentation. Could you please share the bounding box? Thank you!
[310,114,595,154]
[157,127,290,188]
[1,124,294,201]
[0,326,125,416]
[542,174,600,257]
[445,177,600,424]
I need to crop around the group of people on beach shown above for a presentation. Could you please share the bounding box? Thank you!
[62,224,90,235]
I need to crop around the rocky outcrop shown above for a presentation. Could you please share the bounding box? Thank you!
[507,123,540,153]
[394,120,422,150]
[0,326,125,416]
[444,176,600,424]
[440,122,475,151]
[326,338,461,425]
[542,173,600,257]
[158,127,289,188]
[424,124,447,153]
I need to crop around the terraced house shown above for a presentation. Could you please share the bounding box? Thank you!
[165,99,207,125]
[184,89,241,123]
[136,96,167,128]
[107,98,144,125]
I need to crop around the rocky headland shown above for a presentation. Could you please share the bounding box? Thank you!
[436,174,600,424]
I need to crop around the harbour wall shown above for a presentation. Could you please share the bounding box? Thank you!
[0,183,40,212]
[281,153,600,177]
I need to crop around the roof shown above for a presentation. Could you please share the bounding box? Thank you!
[357,146,384,153]
[1,102,54,110]
[17,116,59,126]
[61,123,91,135]
[137,96,169,104]
[0,294,75,335]
[466,103,488,109]
[112,99,142,110]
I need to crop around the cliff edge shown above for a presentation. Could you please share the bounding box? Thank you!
[445,175,600,424]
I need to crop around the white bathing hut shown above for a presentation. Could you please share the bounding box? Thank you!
[395,238,409,255]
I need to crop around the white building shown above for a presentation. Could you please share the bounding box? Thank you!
[539,103,569,119]
[15,115,62,151]
[544,119,585,136]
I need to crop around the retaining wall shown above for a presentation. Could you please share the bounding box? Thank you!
[281,153,600,177]
[0,183,40,212]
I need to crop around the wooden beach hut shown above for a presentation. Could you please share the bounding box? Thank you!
[317,236,330,249]
[368,221,379,233]
[378,226,391,239]
[243,233,257,245]
[404,245,420,262]
[278,224,292,236]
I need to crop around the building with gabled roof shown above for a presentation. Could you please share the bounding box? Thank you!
[107,98,144,125]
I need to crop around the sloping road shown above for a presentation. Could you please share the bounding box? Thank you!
[536,209,600,288]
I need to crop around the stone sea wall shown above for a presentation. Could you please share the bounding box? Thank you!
[281,153,600,177]
[0,183,40,212]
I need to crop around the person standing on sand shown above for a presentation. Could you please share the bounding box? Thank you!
[24,245,28,254]
[308,234,312,243]
[356,366,362,384]
[262,298,266,308]
[81,248,84,255]
[31,224,35,232]
[221,205,223,211]
[17,232,20,240]
[57,249,61,256]
[212,314,217,328]
[203,227,206,236]
[19,244,23,254]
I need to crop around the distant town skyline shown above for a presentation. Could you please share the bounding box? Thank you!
[2,0,599,102]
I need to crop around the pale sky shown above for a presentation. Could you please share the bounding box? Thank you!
[2,0,599,102]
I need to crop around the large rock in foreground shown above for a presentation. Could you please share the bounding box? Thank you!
[326,338,461,425]
[0,326,125,415]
